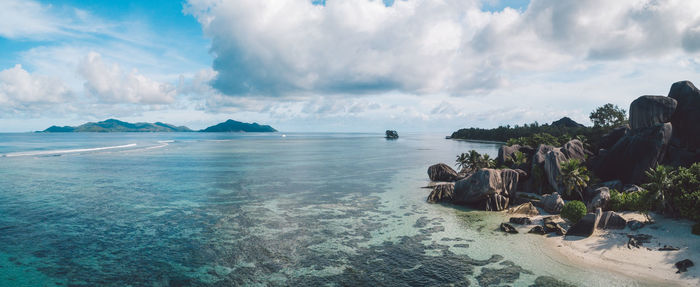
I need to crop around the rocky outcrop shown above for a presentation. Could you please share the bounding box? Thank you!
[453,168,519,211]
[629,96,677,130]
[506,202,540,216]
[385,130,399,139]
[543,217,566,235]
[528,226,546,235]
[540,140,587,195]
[668,81,700,150]
[593,123,673,183]
[675,259,694,273]
[596,211,626,229]
[544,150,569,195]
[427,163,461,182]
[497,144,521,166]
[541,192,564,214]
[427,184,454,203]
[532,144,556,167]
[598,125,630,151]
[500,222,518,234]
[509,217,532,225]
[586,187,610,212]
[566,211,601,238]
[560,139,586,161]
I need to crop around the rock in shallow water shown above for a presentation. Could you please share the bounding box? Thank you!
[675,259,694,273]
[509,217,532,225]
[427,183,454,203]
[500,222,518,234]
[453,168,519,211]
[529,276,577,287]
[528,225,546,235]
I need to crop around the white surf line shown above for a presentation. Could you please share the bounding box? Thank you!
[2,143,137,157]
[141,140,174,150]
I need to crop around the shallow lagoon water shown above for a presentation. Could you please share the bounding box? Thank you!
[0,133,652,286]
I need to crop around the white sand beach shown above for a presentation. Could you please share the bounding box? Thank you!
[533,212,700,286]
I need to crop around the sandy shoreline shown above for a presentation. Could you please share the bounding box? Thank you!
[522,212,700,286]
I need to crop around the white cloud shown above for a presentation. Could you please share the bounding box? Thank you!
[185,0,700,98]
[0,0,62,39]
[78,52,177,105]
[0,64,72,116]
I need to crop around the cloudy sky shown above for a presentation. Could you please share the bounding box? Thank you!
[1,0,700,132]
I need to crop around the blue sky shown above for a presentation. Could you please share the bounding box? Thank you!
[1,0,700,132]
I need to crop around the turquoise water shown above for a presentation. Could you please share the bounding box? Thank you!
[0,133,650,286]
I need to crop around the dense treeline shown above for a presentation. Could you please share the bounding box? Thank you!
[450,104,629,149]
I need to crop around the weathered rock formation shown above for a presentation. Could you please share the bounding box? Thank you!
[594,123,672,183]
[598,125,629,151]
[427,183,454,203]
[506,202,540,216]
[541,192,564,214]
[629,96,677,130]
[453,168,519,211]
[586,187,610,212]
[596,211,626,229]
[427,163,462,182]
[668,81,700,150]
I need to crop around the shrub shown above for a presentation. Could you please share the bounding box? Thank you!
[561,201,587,223]
[693,223,700,236]
[609,189,653,212]
[668,163,700,222]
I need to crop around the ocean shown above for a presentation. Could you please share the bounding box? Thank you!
[0,132,650,286]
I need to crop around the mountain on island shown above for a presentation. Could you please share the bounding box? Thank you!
[43,119,193,132]
[200,119,277,132]
[551,117,585,128]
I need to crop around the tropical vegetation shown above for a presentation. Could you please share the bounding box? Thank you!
[561,201,587,223]
[558,159,590,201]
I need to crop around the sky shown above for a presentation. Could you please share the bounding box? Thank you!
[1,0,700,132]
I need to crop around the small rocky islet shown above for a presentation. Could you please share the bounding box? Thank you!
[426,80,700,275]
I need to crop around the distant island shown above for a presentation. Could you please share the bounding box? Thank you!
[200,119,277,132]
[41,119,277,133]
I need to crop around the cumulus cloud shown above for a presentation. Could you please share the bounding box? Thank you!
[78,52,177,105]
[185,0,700,98]
[0,64,72,116]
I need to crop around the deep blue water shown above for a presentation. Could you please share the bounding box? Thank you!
[0,133,649,286]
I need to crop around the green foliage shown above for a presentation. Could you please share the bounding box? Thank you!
[609,189,653,212]
[693,223,700,236]
[504,151,527,168]
[455,150,495,172]
[643,165,675,213]
[558,159,590,201]
[561,201,587,223]
[507,132,562,147]
[667,163,700,222]
[589,103,628,129]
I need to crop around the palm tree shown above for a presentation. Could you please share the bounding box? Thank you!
[558,159,589,201]
[481,154,495,169]
[455,153,469,170]
[643,165,675,213]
